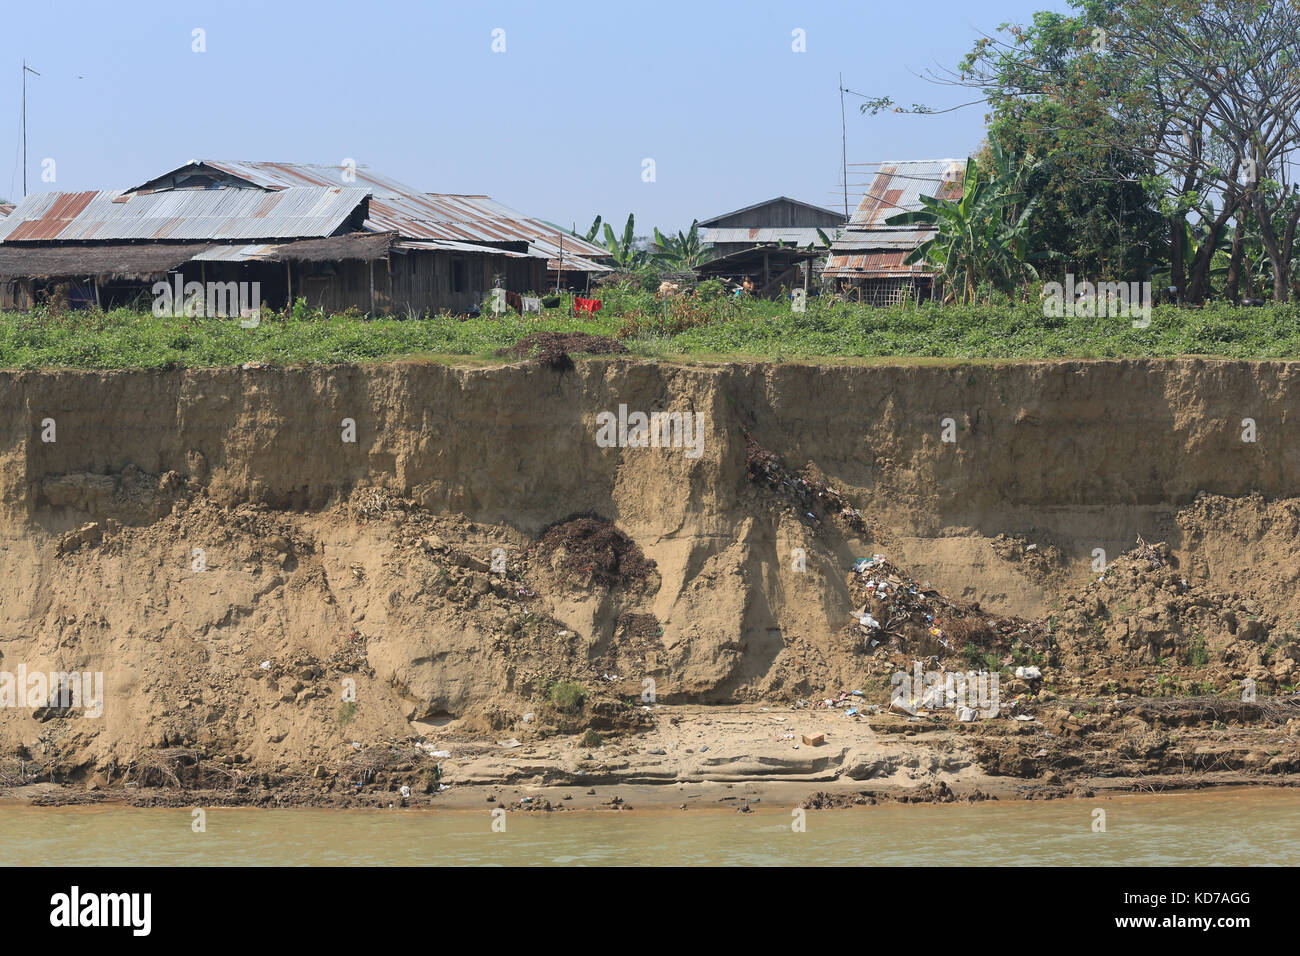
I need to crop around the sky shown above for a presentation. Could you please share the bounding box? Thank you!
[3,0,1071,233]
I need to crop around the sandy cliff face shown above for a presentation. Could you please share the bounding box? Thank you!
[0,358,1297,783]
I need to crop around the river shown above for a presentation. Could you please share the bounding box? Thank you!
[3,787,1298,866]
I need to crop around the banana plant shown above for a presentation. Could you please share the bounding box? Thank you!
[887,154,1036,303]
[652,220,713,268]
[572,215,602,242]
[602,214,648,269]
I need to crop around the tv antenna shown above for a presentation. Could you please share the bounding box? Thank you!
[22,59,40,196]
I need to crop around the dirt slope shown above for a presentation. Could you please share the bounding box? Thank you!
[0,358,1297,798]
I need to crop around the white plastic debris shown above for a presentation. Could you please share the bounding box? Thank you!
[1015,665,1042,680]
[956,706,978,722]
[399,785,411,798]
[860,613,881,630]
[259,660,271,670]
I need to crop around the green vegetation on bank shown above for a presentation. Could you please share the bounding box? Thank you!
[2,286,1299,370]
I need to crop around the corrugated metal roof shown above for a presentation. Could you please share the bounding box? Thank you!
[0,186,369,242]
[702,227,839,245]
[834,228,934,250]
[824,159,962,278]
[0,203,14,218]
[189,244,278,262]
[526,234,611,271]
[545,252,607,273]
[151,161,612,268]
[847,159,964,227]
[823,250,932,278]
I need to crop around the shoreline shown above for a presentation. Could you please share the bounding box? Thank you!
[5,774,1297,814]
[8,700,1298,812]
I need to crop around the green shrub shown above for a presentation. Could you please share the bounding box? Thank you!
[549,681,587,714]
[694,278,726,300]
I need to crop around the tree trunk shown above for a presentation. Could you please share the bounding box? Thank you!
[1282,199,1300,301]
[1252,193,1289,302]
[1225,208,1245,305]
[1187,195,1238,303]
[1169,214,1186,301]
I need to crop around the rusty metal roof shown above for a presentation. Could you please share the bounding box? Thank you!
[824,159,962,278]
[0,186,370,242]
[822,250,933,278]
[847,159,964,227]
[131,161,611,269]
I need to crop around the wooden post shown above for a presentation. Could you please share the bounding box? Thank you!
[285,261,292,309]
[555,234,564,293]
[369,259,375,315]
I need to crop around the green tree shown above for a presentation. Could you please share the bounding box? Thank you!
[947,0,1300,301]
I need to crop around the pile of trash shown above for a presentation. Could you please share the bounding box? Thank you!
[848,554,1034,655]
[743,429,867,534]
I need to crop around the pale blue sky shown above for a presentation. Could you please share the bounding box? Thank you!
[4,0,1069,231]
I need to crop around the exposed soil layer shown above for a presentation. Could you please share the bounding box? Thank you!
[495,332,627,369]
[1,358,1298,807]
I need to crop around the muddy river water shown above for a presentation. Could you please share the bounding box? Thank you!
[3,787,1298,866]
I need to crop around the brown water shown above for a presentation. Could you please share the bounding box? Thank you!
[3,788,1298,866]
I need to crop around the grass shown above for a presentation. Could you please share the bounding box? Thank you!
[3,286,1300,369]
[548,680,587,715]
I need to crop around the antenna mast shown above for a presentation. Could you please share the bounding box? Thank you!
[22,60,41,196]
[839,74,850,220]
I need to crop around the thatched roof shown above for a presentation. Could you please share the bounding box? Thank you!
[0,232,398,281]
[263,231,397,263]
[0,243,218,281]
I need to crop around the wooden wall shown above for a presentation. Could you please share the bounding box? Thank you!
[706,199,844,229]
[1,250,549,317]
